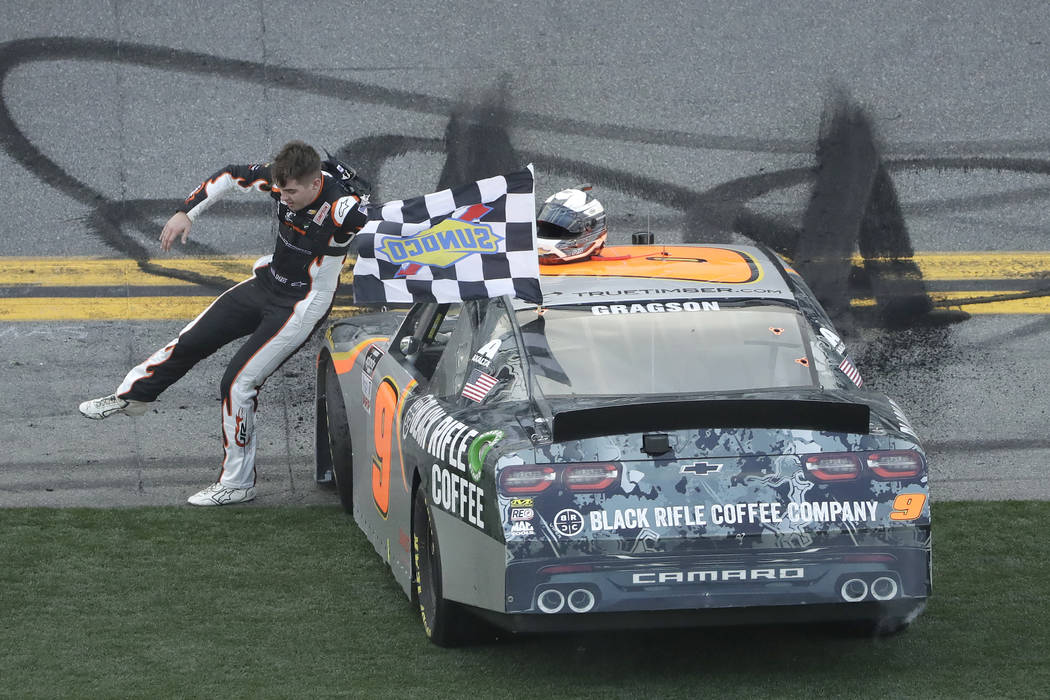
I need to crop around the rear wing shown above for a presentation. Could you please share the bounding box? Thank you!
[551,399,870,442]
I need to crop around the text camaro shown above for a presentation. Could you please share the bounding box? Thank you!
[315,243,931,645]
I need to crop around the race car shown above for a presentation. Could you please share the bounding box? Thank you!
[315,242,931,645]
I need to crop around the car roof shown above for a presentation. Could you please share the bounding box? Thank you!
[518,244,797,308]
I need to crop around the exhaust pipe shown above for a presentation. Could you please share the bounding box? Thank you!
[870,576,899,601]
[537,588,565,614]
[840,578,869,602]
[566,588,597,613]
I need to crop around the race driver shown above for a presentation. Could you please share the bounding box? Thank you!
[78,140,369,506]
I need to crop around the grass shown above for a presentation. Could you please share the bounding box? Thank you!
[0,502,1048,699]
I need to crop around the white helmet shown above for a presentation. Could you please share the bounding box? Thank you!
[536,185,607,264]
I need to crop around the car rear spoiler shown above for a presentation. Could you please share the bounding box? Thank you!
[551,399,870,442]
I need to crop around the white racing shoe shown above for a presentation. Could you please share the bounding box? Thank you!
[78,394,149,420]
[187,483,257,507]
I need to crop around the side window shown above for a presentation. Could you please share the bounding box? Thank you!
[430,301,481,398]
[390,303,457,381]
[456,298,527,405]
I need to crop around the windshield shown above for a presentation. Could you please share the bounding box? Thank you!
[517,301,816,397]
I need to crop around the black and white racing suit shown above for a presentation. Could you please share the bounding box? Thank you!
[115,163,368,489]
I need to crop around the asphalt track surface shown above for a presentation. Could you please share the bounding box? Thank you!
[3,1,1050,507]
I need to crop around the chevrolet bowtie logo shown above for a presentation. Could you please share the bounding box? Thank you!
[680,461,723,476]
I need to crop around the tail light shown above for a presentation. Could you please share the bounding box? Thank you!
[564,463,619,491]
[804,454,862,481]
[804,449,925,482]
[498,463,619,495]
[538,563,595,576]
[499,466,556,494]
[867,451,924,479]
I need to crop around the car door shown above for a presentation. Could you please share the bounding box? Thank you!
[353,302,458,586]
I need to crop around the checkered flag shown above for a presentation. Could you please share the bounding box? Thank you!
[352,165,541,305]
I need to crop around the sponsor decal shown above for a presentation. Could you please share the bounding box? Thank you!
[402,396,479,474]
[589,500,881,531]
[680,461,722,476]
[361,372,373,412]
[629,528,661,554]
[361,347,382,411]
[234,409,250,447]
[312,201,331,225]
[510,521,535,537]
[467,430,503,482]
[632,568,805,585]
[470,338,501,367]
[334,196,357,222]
[575,287,785,297]
[591,301,720,315]
[590,507,661,531]
[377,216,504,268]
[553,508,585,537]
[363,345,383,376]
[431,463,484,529]
[510,497,534,508]
[462,368,499,403]
[510,507,534,522]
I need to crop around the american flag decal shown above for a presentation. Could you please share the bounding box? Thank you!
[839,356,864,387]
[462,367,499,402]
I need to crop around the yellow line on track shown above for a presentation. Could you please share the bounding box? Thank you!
[0,258,259,286]
[2,252,1049,285]
[852,291,1050,315]
[2,253,1050,320]
[0,297,363,322]
[861,252,1050,281]
[0,297,218,321]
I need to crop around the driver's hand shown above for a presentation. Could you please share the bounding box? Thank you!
[160,212,192,251]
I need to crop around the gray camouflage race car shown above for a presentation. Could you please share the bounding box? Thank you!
[315,242,931,645]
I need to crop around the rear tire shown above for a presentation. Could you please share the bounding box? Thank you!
[413,487,477,646]
[320,358,354,514]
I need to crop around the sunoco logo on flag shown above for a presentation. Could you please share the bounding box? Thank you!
[377,215,502,268]
[351,165,541,305]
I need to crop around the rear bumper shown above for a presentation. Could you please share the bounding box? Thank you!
[503,546,930,620]
[472,599,926,635]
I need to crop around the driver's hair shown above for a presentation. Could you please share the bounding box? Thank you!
[271,140,321,186]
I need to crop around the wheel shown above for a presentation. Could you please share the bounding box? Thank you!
[314,358,335,487]
[318,357,354,513]
[413,487,478,646]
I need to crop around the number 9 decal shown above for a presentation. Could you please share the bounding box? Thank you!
[372,378,398,518]
[890,493,927,521]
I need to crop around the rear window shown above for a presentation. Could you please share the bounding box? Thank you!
[517,301,816,397]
